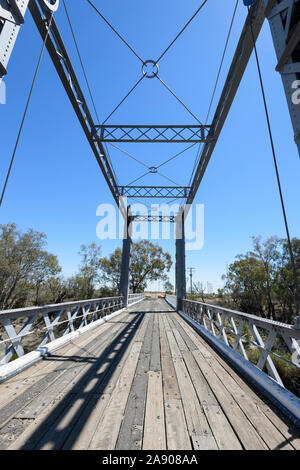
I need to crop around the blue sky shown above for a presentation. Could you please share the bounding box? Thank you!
[1,0,299,292]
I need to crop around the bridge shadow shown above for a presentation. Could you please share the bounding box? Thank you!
[20,310,145,450]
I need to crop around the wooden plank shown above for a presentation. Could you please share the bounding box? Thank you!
[181,350,217,406]
[166,330,181,358]
[172,329,189,353]
[203,404,242,450]
[159,316,181,401]
[0,311,129,412]
[172,356,217,450]
[205,356,295,450]
[149,314,161,372]
[89,341,143,450]
[8,315,130,422]
[192,435,218,451]
[116,315,154,450]
[64,312,148,450]
[143,371,166,450]
[7,313,141,450]
[165,323,217,449]
[192,350,268,450]
[164,399,191,450]
[167,315,198,351]
[176,313,300,449]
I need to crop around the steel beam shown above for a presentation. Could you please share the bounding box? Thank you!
[265,0,300,154]
[94,125,213,143]
[0,0,29,79]
[187,0,266,209]
[118,186,191,199]
[175,208,186,311]
[119,207,132,308]
[29,0,125,214]
[131,215,176,223]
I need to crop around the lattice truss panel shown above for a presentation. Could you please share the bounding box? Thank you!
[95,126,212,143]
[118,186,191,198]
[0,296,125,364]
[182,299,300,387]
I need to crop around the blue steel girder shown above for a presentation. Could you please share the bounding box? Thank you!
[94,125,213,143]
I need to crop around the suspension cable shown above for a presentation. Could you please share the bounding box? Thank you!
[157,143,197,169]
[102,75,145,124]
[0,13,54,208]
[109,142,149,169]
[156,75,203,124]
[86,0,144,63]
[155,0,209,64]
[248,9,300,316]
[63,0,119,185]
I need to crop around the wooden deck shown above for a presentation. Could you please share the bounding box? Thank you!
[0,299,299,450]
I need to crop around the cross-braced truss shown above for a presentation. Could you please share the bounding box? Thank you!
[95,125,212,143]
[118,186,191,199]
[2,0,295,210]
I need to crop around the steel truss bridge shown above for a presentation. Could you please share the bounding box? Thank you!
[0,0,300,450]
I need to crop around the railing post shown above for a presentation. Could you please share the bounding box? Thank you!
[175,207,186,311]
[119,206,132,308]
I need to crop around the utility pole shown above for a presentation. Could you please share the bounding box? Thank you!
[187,268,196,295]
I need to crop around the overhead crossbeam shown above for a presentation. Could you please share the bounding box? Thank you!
[186,0,266,209]
[131,215,176,223]
[118,186,191,198]
[95,125,212,143]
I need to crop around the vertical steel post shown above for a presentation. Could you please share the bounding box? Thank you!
[264,0,300,155]
[175,207,186,311]
[119,206,132,308]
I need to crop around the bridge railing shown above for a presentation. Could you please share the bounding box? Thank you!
[180,299,300,389]
[128,293,145,305]
[0,294,144,365]
[165,294,176,309]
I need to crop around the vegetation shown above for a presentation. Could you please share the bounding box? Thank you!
[0,224,172,309]
[101,240,172,293]
[220,236,300,324]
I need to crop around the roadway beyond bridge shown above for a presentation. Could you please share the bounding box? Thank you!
[0,298,299,451]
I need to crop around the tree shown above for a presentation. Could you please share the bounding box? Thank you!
[100,240,172,293]
[164,279,174,294]
[100,247,122,291]
[192,281,206,303]
[69,243,102,300]
[222,236,300,323]
[0,224,62,309]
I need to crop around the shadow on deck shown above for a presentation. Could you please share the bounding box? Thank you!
[0,299,299,451]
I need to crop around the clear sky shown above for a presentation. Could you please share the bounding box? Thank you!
[0,0,299,292]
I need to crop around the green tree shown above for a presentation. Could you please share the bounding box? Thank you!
[164,279,174,294]
[100,247,122,291]
[69,243,102,300]
[100,240,172,293]
[0,223,62,309]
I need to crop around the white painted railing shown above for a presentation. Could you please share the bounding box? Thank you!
[128,293,145,305]
[0,294,145,365]
[180,299,300,388]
